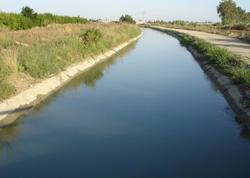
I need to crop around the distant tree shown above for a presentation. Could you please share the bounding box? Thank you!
[172,20,185,26]
[248,13,250,22]
[217,0,238,25]
[21,6,37,19]
[119,15,136,24]
[235,7,248,24]
[217,0,250,25]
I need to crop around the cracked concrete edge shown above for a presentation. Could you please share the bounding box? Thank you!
[0,32,143,127]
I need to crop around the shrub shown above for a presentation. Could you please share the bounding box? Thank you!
[80,29,103,47]
[119,15,136,24]
[203,47,239,68]
[213,22,221,26]
[231,24,248,30]
[189,22,198,27]
[231,64,250,85]
[172,20,185,26]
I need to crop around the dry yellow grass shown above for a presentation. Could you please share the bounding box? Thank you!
[0,23,138,46]
[0,22,141,101]
[0,48,18,73]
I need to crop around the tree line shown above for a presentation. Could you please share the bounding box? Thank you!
[217,0,250,25]
[0,6,88,30]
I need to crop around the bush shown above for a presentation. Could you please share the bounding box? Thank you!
[80,29,103,47]
[172,20,185,26]
[189,22,198,27]
[231,24,248,30]
[119,15,136,24]
[213,22,221,26]
[231,64,250,84]
[204,47,239,67]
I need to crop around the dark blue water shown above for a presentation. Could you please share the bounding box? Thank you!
[0,28,250,178]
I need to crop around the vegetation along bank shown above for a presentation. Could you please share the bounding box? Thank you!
[145,25,250,123]
[0,21,142,126]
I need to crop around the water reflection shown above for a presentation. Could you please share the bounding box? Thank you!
[0,29,250,177]
[0,41,137,154]
[240,125,250,141]
[64,43,136,90]
[0,120,22,155]
[235,118,250,141]
[34,41,137,111]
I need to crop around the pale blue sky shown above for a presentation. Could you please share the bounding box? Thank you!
[1,0,250,22]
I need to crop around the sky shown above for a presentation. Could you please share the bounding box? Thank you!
[1,0,250,22]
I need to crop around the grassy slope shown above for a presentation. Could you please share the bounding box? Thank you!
[0,23,141,101]
[150,26,250,87]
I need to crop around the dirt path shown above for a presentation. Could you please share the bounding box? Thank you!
[153,26,250,65]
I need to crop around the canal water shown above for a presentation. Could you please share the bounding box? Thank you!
[0,28,250,178]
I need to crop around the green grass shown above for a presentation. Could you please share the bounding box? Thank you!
[16,26,140,79]
[0,60,16,100]
[153,27,250,86]
[0,23,141,101]
[0,11,88,30]
[0,81,16,100]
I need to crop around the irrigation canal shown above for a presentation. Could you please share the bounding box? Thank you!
[0,28,250,178]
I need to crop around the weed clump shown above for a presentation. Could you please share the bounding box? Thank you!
[80,29,103,47]
[0,57,16,100]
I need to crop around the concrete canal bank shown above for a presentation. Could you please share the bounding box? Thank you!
[146,25,250,124]
[0,32,143,127]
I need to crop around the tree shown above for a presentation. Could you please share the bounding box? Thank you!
[217,0,250,25]
[119,15,136,24]
[248,13,250,22]
[217,0,238,25]
[21,6,37,19]
[235,7,247,24]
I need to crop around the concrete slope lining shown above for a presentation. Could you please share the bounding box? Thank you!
[0,32,143,127]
